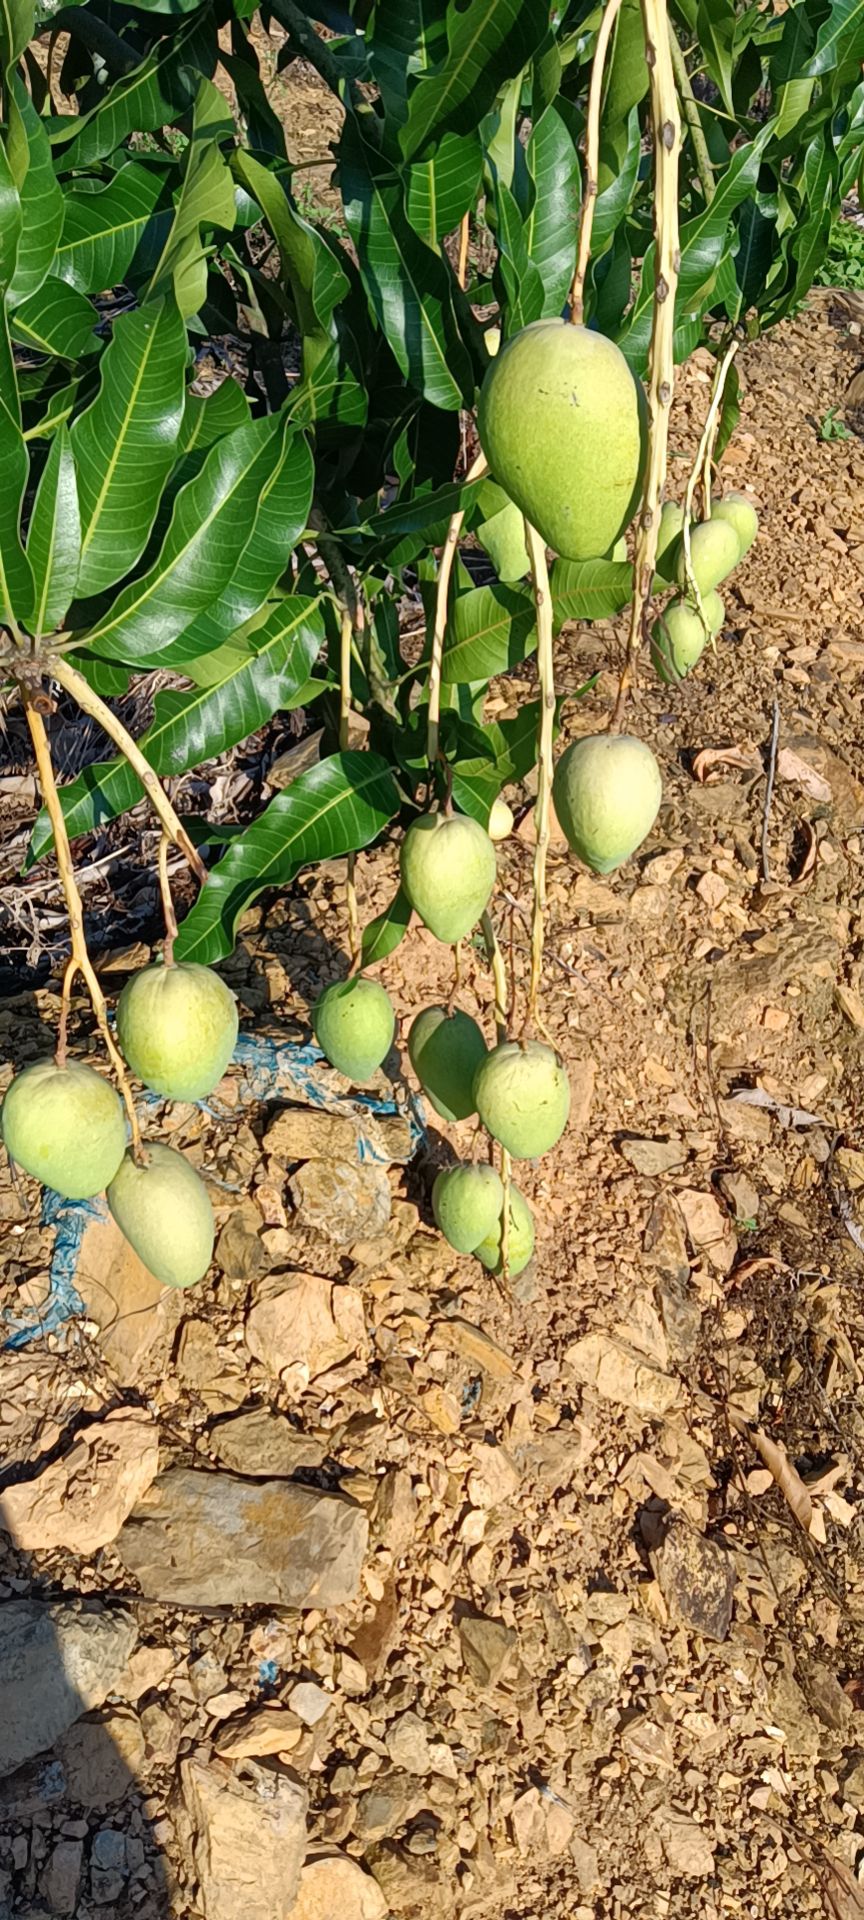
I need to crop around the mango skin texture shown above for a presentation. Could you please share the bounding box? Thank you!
[712,491,758,558]
[117,962,238,1100]
[552,733,662,873]
[408,1006,487,1122]
[107,1142,214,1289]
[650,591,724,682]
[473,1041,570,1160]
[675,518,740,595]
[1,1058,126,1199]
[432,1163,504,1254]
[400,813,496,945]
[477,319,647,561]
[475,1184,535,1275]
[313,977,395,1084]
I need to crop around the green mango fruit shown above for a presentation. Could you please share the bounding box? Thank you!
[477,319,646,561]
[116,961,238,1101]
[711,491,758,558]
[474,1184,535,1275]
[488,796,514,842]
[552,733,662,873]
[107,1142,214,1289]
[432,1163,504,1253]
[476,497,530,582]
[313,977,395,1085]
[650,591,723,683]
[655,501,685,580]
[400,813,496,944]
[474,1041,570,1159]
[676,518,740,595]
[408,1006,487,1122]
[1,1058,126,1199]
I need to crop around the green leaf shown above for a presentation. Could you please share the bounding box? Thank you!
[0,0,33,72]
[494,177,545,333]
[340,116,473,412]
[400,0,549,161]
[551,557,634,624]
[173,750,401,964]
[360,883,413,966]
[54,162,167,295]
[28,595,325,862]
[0,302,33,624]
[524,103,579,313]
[10,277,97,360]
[0,136,21,291]
[51,14,209,169]
[441,582,537,683]
[6,78,64,307]
[144,79,237,319]
[179,377,250,454]
[697,0,736,115]
[713,359,740,464]
[25,425,80,636]
[448,701,550,822]
[593,107,641,254]
[80,414,291,664]
[807,0,864,76]
[70,298,188,598]
[405,130,484,243]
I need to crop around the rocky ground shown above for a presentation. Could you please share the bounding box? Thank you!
[3,221,864,1920]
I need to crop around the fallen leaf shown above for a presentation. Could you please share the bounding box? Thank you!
[728,1087,822,1130]
[729,1417,814,1534]
[776,748,832,803]
[692,745,761,784]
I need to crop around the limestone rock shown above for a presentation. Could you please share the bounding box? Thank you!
[182,1757,308,1920]
[115,1469,368,1608]
[206,1408,325,1477]
[74,1214,183,1385]
[39,1839,83,1915]
[458,1611,517,1689]
[245,1272,368,1388]
[58,1706,145,1807]
[288,1849,388,1920]
[290,1159,391,1245]
[652,1514,734,1641]
[0,1407,159,1554]
[0,1601,137,1778]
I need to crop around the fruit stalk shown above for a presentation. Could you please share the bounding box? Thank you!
[339,604,361,972]
[22,693,143,1157]
[668,19,715,204]
[427,449,488,771]
[613,0,680,725]
[480,909,511,1276]
[158,831,178,967]
[457,213,470,290]
[49,654,208,887]
[680,336,740,623]
[522,518,555,1034]
[568,0,626,325]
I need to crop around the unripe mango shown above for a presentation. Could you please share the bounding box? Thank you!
[474,1041,570,1160]
[552,733,661,873]
[654,502,685,579]
[313,977,395,1084]
[478,319,646,560]
[676,518,740,595]
[400,813,496,944]
[650,592,723,683]
[432,1163,503,1253]
[107,1142,214,1289]
[116,961,238,1101]
[476,496,530,582]
[408,1005,487,1122]
[1,1058,126,1199]
[474,1184,535,1275]
[711,491,758,558]
[488,796,514,842]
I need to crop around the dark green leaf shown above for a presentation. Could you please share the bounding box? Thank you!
[179,377,250,454]
[0,136,21,291]
[50,14,210,169]
[448,701,550,822]
[360,883,413,965]
[25,425,80,635]
[524,103,579,312]
[405,130,484,243]
[697,0,736,114]
[6,78,63,306]
[441,582,536,683]
[10,277,97,360]
[551,556,634,624]
[807,0,864,76]
[70,298,188,597]
[400,0,549,161]
[0,0,32,72]
[144,79,237,319]
[0,302,33,624]
[54,163,166,295]
[173,750,401,964]
[593,107,641,254]
[713,359,740,464]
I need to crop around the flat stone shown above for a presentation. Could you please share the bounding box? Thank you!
[458,1611,517,1689]
[264,1109,364,1164]
[215,1707,302,1761]
[74,1215,183,1386]
[216,1200,270,1283]
[0,1408,159,1554]
[843,1757,864,1810]
[652,1515,735,1641]
[245,1273,368,1386]
[643,1195,691,1284]
[287,1682,331,1728]
[287,1849,388,1920]
[206,1408,325,1477]
[432,1318,515,1381]
[803,1659,853,1732]
[386,1711,432,1776]
[618,1136,687,1175]
[0,1602,137,1778]
[39,1839,83,1915]
[677,1188,738,1274]
[58,1707,145,1808]
[768,1668,820,1764]
[114,1469,368,1608]
[290,1160,391,1245]
[182,1757,308,1920]
[355,1771,426,1842]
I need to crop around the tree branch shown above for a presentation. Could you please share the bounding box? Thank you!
[669,18,715,203]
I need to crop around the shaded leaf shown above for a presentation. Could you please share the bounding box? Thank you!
[54,162,166,295]
[525,102,579,312]
[807,0,864,77]
[51,13,210,169]
[551,556,634,625]
[0,302,33,623]
[6,77,63,306]
[696,0,736,115]
[179,377,251,454]
[10,277,97,359]
[441,582,536,683]
[448,701,553,822]
[25,425,80,635]
[144,79,237,319]
[401,0,548,161]
[0,136,21,291]
[361,883,413,965]
[405,129,484,244]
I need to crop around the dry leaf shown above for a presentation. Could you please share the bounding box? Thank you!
[730,1417,814,1534]
[728,1087,822,1130]
[776,747,833,803]
[817,1851,864,1919]
[692,745,761,785]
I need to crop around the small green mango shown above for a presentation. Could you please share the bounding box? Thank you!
[655,502,685,580]
[116,961,238,1101]
[1,1058,126,1199]
[474,1184,535,1275]
[488,796,514,842]
[476,497,530,581]
[676,518,740,595]
[432,1163,503,1254]
[313,977,395,1085]
[408,1006,487,1123]
[552,733,662,873]
[107,1142,214,1289]
[400,813,496,944]
[474,1041,570,1160]
[650,591,723,683]
[711,491,758,558]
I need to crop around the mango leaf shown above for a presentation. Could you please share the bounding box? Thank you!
[79,414,290,664]
[340,116,473,412]
[494,176,545,333]
[714,359,740,464]
[807,0,864,76]
[524,103,579,313]
[10,277,97,359]
[551,556,634,625]
[144,80,237,319]
[173,750,401,964]
[360,883,413,966]
[593,107,641,254]
[53,163,167,295]
[440,582,536,683]
[0,303,33,624]
[28,595,325,862]
[25,425,80,636]
[0,0,34,71]
[405,129,484,243]
[697,0,736,114]
[448,700,551,823]
[0,137,21,291]
[6,78,63,307]
[50,14,210,169]
[70,298,188,598]
[400,0,549,161]
[179,377,250,454]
